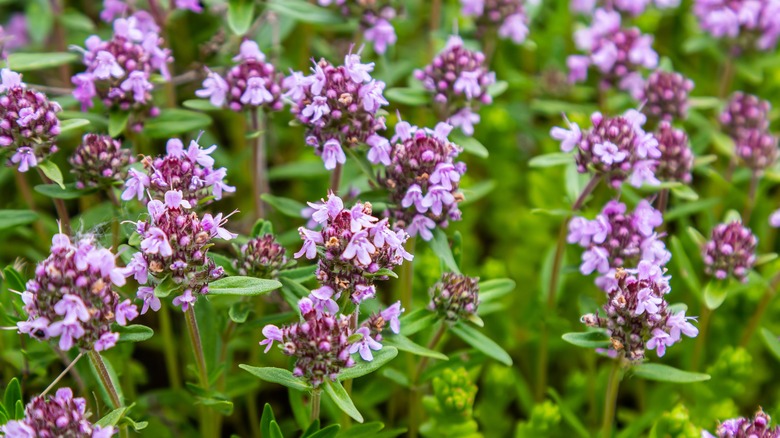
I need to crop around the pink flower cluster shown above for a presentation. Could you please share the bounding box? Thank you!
[571,0,680,16]
[568,9,658,96]
[581,262,698,361]
[0,69,61,172]
[295,193,412,307]
[317,0,398,54]
[69,133,135,189]
[72,13,171,129]
[551,109,661,188]
[284,51,389,170]
[704,409,780,438]
[720,93,777,173]
[378,121,467,240]
[235,234,294,279]
[414,36,496,136]
[122,137,234,208]
[0,388,114,438]
[125,189,236,312]
[428,273,480,322]
[694,0,780,52]
[196,41,284,112]
[18,233,137,352]
[638,70,694,122]
[460,0,530,44]
[654,121,694,184]
[702,221,757,283]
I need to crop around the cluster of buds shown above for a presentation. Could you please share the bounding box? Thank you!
[316,0,399,54]
[568,9,658,96]
[196,41,284,112]
[234,234,294,279]
[260,297,354,387]
[72,13,172,130]
[551,109,661,188]
[377,121,466,240]
[69,133,135,189]
[638,70,694,122]
[0,69,61,172]
[460,0,530,44]
[581,261,698,361]
[122,137,234,207]
[101,0,203,22]
[568,200,669,278]
[704,409,780,438]
[571,0,681,16]
[360,301,403,344]
[0,388,114,438]
[654,121,694,183]
[428,272,480,322]
[18,233,137,352]
[414,36,496,136]
[693,0,780,52]
[720,93,777,173]
[124,189,236,312]
[702,221,757,283]
[284,50,389,170]
[295,193,413,306]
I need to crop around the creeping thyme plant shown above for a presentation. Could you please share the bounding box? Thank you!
[2,0,780,436]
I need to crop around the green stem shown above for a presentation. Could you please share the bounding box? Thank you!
[251,108,269,219]
[159,304,182,390]
[691,306,712,371]
[341,308,360,427]
[185,307,215,437]
[536,175,601,400]
[310,389,321,423]
[601,358,623,438]
[15,170,47,243]
[330,162,343,195]
[413,322,447,383]
[88,351,128,438]
[743,172,759,224]
[409,322,447,438]
[739,273,780,347]
[399,238,417,311]
[35,168,72,234]
[42,352,83,397]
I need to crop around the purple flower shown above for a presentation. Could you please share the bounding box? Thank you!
[195,69,229,107]
[646,328,671,356]
[666,311,698,341]
[402,184,427,213]
[454,70,483,99]
[771,209,780,227]
[260,324,283,353]
[0,68,23,92]
[499,13,529,44]
[448,107,481,136]
[321,139,346,170]
[349,327,382,361]
[202,212,237,240]
[310,285,340,313]
[359,80,389,112]
[367,133,392,165]
[120,70,152,103]
[122,168,150,201]
[635,287,662,315]
[342,230,376,266]
[10,147,37,172]
[308,193,343,224]
[94,332,119,352]
[422,185,455,216]
[633,200,663,236]
[364,18,397,54]
[344,52,375,83]
[175,0,204,12]
[302,96,330,123]
[294,227,324,259]
[136,286,160,314]
[54,295,90,323]
[233,40,265,62]
[408,214,436,240]
[350,203,377,232]
[593,141,627,165]
[241,77,274,106]
[172,289,197,312]
[93,50,124,79]
[115,299,138,326]
[352,284,376,304]
[141,227,173,257]
[101,0,128,22]
[47,320,85,351]
[71,73,96,111]
[429,162,461,191]
[380,301,403,333]
[581,247,610,275]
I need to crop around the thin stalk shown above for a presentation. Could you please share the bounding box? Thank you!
[88,351,122,408]
[15,171,48,242]
[330,162,343,195]
[428,0,442,55]
[743,172,759,223]
[657,189,670,216]
[250,108,269,218]
[413,322,447,383]
[536,175,601,400]
[718,57,735,99]
[601,358,623,438]
[341,308,360,427]
[106,189,121,252]
[310,389,322,423]
[41,352,84,397]
[409,322,447,438]
[158,304,182,390]
[35,168,71,234]
[185,307,215,438]
[739,273,780,347]
[246,394,261,438]
[691,306,712,371]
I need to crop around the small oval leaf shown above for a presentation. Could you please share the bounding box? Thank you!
[239,365,312,391]
[208,276,282,296]
[631,363,710,383]
[561,331,611,349]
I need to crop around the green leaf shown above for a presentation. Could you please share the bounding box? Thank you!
[35,183,97,200]
[269,420,284,438]
[261,194,306,218]
[487,80,509,98]
[324,380,363,423]
[711,132,736,158]
[95,406,129,427]
[760,328,780,362]
[547,389,590,438]
[703,280,728,310]
[383,335,448,360]
[208,276,282,296]
[384,87,429,106]
[58,118,91,134]
[182,99,220,111]
[143,109,211,138]
[3,379,21,415]
[7,52,79,72]
[153,276,179,298]
[261,403,276,438]
[631,363,710,383]
[688,97,721,109]
[479,278,516,303]
[14,400,22,421]
[755,253,778,266]
[460,180,496,206]
[430,229,461,274]
[400,309,439,336]
[364,267,398,279]
[38,161,65,189]
[227,0,255,35]
[686,227,707,247]
[451,132,488,158]
[108,111,129,138]
[336,422,385,438]
[670,236,702,296]
[451,321,513,366]
[229,302,251,324]
[561,331,611,349]
[279,265,317,283]
[671,185,699,201]
[3,266,25,292]
[337,347,398,380]
[665,198,720,221]
[265,0,343,24]
[115,324,154,343]
[528,152,572,168]
[0,210,38,231]
[308,424,341,438]
[239,365,312,391]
